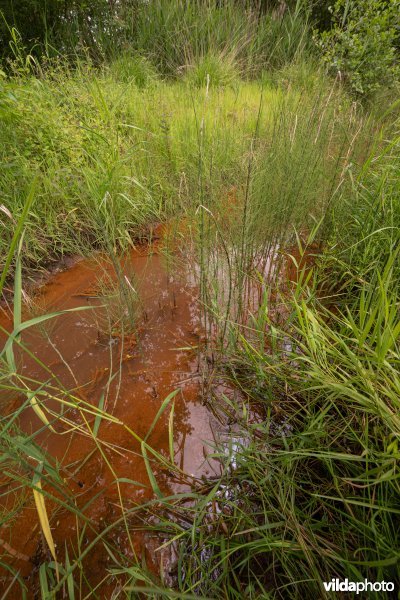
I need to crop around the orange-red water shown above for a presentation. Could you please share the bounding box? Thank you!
[0,245,223,597]
[0,233,317,597]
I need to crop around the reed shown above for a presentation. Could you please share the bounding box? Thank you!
[0,7,399,597]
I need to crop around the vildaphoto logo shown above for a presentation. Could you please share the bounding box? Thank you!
[323,578,395,594]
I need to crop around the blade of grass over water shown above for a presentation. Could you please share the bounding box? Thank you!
[144,389,180,444]
[28,393,56,433]
[141,442,163,500]
[32,464,59,582]
[4,234,24,374]
[92,390,105,438]
[169,400,175,465]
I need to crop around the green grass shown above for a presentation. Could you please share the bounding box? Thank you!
[178,126,400,598]
[119,0,312,78]
[1,5,400,597]
[0,61,349,274]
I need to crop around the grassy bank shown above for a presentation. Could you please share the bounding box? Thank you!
[1,57,370,272]
[1,3,400,599]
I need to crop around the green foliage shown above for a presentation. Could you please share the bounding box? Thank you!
[0,69,285,268]
[108,52,158,87]
[331,127,400,283]
[0,0,133,60]
[130,0,311,77]
[0,0,59,55]
[1,4,400,597]
[2,0,312,76]
[0,66,17,119]
[315,0,400,96]
[184,51,239,88]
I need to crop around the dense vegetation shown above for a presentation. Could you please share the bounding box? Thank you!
[0,1,399,598]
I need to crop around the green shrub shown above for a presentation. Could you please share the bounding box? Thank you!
[315,0,400,96]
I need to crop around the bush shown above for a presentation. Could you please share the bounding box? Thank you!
[315,0,400,96]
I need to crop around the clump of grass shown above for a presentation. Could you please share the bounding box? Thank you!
[191,80,371,344]
[1,7,399,597]
[126,0,312,78]
[183,51,239,88]
[92,264,141,339]
[274,57,326,92]
[108,52,159,88]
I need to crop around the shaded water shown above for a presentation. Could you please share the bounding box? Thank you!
[0,243,228,596]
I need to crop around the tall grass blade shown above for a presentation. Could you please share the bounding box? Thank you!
[32,465,59,582]
[92,391,105,438]
[0,179,36,297]
[168,401,175,464]
[4,234,24,373]
[141,441,163,499]
[65,547,75,600]
[29,394,56,433]
[144,389,179,443]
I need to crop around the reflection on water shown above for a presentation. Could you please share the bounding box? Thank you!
[0,244,226,596]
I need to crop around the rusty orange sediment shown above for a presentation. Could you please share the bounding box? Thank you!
[0,240,225,596]
[0,221,318,595]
